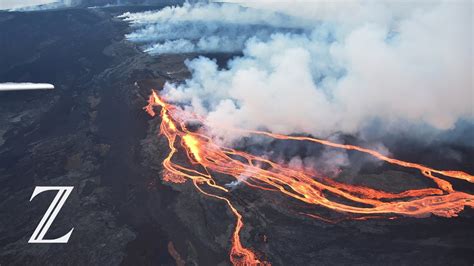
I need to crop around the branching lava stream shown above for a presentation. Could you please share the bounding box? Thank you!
[145,90,474,265]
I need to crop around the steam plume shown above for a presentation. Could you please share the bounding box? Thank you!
[119,2,310,54]
[123,1,473,142]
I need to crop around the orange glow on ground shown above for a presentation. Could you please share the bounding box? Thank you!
[145,89,474,265]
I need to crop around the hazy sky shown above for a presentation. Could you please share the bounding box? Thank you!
[0,0,58,10]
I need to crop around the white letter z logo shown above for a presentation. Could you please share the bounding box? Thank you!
[28,186,74,243]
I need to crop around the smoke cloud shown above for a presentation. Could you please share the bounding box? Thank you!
[119,2,310,54]
[123,1,473,143]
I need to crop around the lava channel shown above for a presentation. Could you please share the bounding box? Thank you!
[145,89,474,266]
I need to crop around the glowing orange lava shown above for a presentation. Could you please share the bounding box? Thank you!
[145,89,474,265]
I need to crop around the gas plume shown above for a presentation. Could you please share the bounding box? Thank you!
[145,90,474,265]
[123,1,473,141]
[132,3,474,264]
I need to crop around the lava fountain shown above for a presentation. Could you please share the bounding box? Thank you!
[145,89,474,265]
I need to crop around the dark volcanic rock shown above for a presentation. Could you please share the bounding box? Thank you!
[0,6,235,266]
[0,6,165,265]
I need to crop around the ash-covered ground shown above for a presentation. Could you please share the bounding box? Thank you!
[0,6,473,266]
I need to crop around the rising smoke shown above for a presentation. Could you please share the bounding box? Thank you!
[119,2,310,54]
[122,1,473,145]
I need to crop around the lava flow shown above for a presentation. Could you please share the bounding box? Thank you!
[145,89,474,266]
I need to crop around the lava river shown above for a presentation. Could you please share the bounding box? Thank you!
[144,89,474,266]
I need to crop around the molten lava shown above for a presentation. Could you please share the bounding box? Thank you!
[145,90,474,265]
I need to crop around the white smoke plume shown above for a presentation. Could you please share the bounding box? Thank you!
[119,2,310,54]
[224,167,255,190]
[123,1,473,142]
